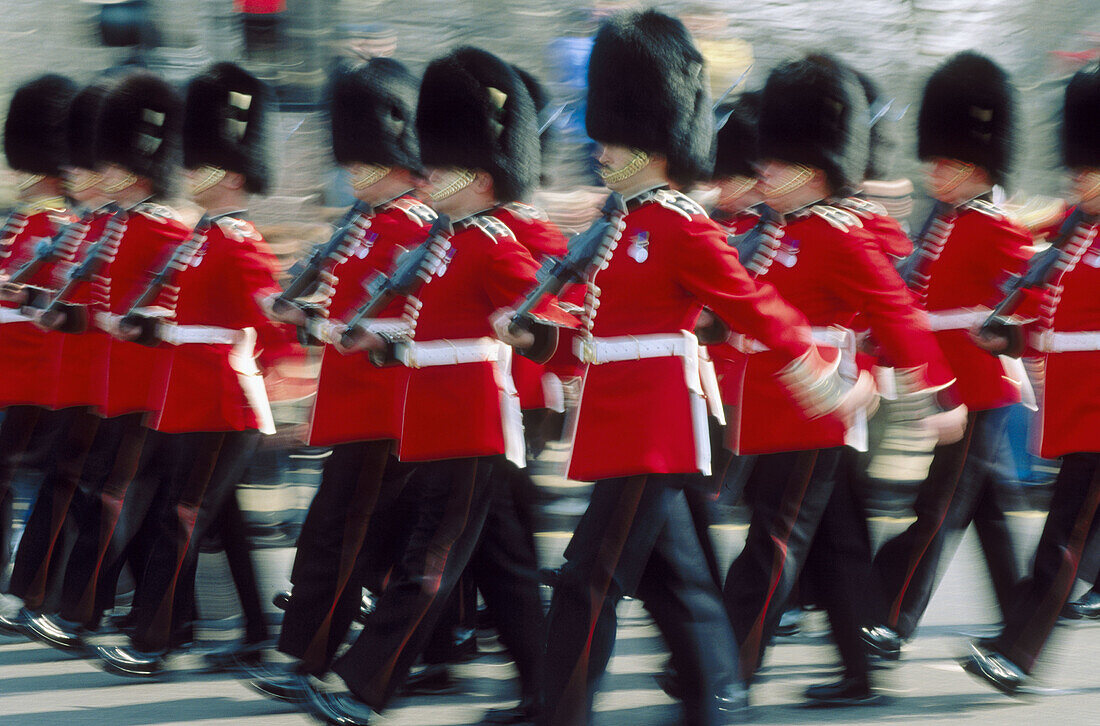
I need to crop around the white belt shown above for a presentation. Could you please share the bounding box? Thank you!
[573,332,691,365]
[0,307,32,324]
[396,337,502,368]
[310,317,412,345]
[160,325,246,346]
[1030,330,1100,353]
[927,307,988,331]
[731,326,851,354]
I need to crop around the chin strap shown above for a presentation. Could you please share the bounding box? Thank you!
[598,149,651,186]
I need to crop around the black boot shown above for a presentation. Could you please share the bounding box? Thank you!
[804,674,880,706]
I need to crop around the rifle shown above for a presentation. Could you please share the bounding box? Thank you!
[339,214,453,348]
[981,206,1094,334]
[728,205,781,269]
[38,204,126,333]
[118,213,214,346]
[508,192,627,334]
[272,200,372,316]
[896,200,955,284]
[4,204,108,294]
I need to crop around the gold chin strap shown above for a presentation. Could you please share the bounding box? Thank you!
[66,171,102,194]
[931,161,975,198]
[102,171,139,195]
[1078,170,1100,204]
[189,166,228,196]
[762,164,814,199]
[350,163,391,190]
[429,169,476,201]
[598,150,650,186]
[718,175,757,208]
[17,173,45,192]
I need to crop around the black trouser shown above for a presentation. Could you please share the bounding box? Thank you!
[126,429,259,653]
[7,407,99,611]
[872,407,1020,638]
[994,452,1100,672]
[332,456,497,710]
[278,439,416,674]
[57,412,151,628]
[543,475,737,726]
[724,447,843,682]
[199,491,269,645]
[802,448,887,680]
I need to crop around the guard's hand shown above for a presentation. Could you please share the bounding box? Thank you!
[115,319,142,342]
[834,369,878,424]
[263,294,307,326]
[0,283,28,306]
[922,404,968,445]
[969,324,1009,354]
[334,323,385,355]
[491,307,535,350]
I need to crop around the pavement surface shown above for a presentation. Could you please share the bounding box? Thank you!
[4,513,1100,726]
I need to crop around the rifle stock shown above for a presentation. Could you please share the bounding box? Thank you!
[39,204,126,332]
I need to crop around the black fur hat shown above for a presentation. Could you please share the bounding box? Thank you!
[417,46,539,203]
[513,64,553,183]
[67,82,113,171]
[586,9,713,186]
[1062,62,1100,170]
[329,57,420,170]
[917,51,1015,185]
[97,71,182,197]
[4,74,78,176]
[184,62,271,194]
[712,91,760,179]
[758,54,870,194]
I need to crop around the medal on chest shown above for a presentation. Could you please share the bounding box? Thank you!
[434,244,457,278]
[189,240,210,267]
[627,232,649,263]
[354,231,378,259]
[775,235,800,268]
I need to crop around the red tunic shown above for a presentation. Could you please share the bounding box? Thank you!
[48,212,113,410]
[308,196,435,446]
[97,204,190,418]
[729,206,955,455]
[710,210,760,405]
[147,216,284,433]
[1021,214,1100,457]
[398,214,549,463]
[492,202,568,411]
[567,189,815,482]
[0,201,71,408]
[919,202,1031,411]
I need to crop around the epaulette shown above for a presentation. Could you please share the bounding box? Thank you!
[959,198,1005,221]
[467,214,516,243]
[132,202,182,223]
[214,216,262,243]
[809,204,862,232]
[652,189,706,220]
[386,196,436,225]
[838,197,888,220]
[502,201,549,222]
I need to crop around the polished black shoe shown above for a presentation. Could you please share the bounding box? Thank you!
[201,639,269,673]
[1064,590,1100,620]
[24,613,87,653]
[451,627,479,663]
[398,663,459,695]
[776,606,804,637]
[804,675,881,706]
[272,591,292,611]
[305,687,376,725]
[860,625,902,661]
[0,607,32,637]
[716,681,751,719]
[96,644,169,677]
[248,669,313,703]
[481,697,541,724]
[961,643,1026,696]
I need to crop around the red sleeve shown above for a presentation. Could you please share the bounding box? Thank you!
[673,217,812,362]
[484,233,575,327]
[228,235,302,367]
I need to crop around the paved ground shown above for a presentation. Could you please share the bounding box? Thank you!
[4,514,1100,725]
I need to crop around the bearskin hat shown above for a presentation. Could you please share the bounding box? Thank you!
[184,62,271,194]
[758,54,870,194]
[1062,62,1100,170]
[712,91,760,179]
[417,46,539,203]
[329,57,420,171]
[513,64,554,183]
[586,10,713,186]
[97,71,182,197]
[917,51,1015,185]
[67,82,113,171]
[4,74,78,176]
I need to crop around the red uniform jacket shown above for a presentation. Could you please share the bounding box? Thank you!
[492,202,569,411]
[729,205,955,455]
[0,200,71,407]
[48,211,112,410]
[398,214,553,463]
[309,196,435,446]
[567,189,815,481]
[710,209,760,405]
[97,204,190,417]
[147,216,284,433]
[917,201,1030,411]
[1021,212,1100,457]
